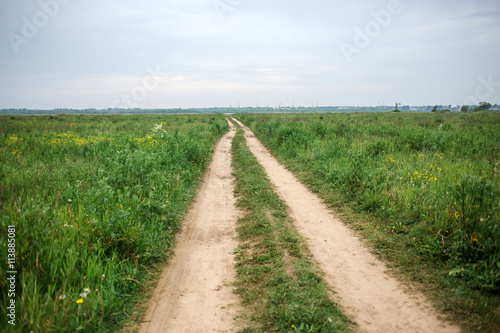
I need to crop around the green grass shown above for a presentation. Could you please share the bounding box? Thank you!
[0,114,228,332]
[230,121,351,332]
[234,111,500,332]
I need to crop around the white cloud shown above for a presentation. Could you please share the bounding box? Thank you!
[1,0,499,109]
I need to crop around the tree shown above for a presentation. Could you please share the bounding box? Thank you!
[431,105,438,112]
[472,102,492,112]
[393,103,401,112]
[478,102,492,110]
[461,105,469,112]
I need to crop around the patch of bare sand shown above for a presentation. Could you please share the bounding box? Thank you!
[138,121,241,333]
[233,118,460,333]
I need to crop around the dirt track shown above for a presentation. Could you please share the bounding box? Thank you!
[232,118,460,333]
[139,119,460,333]
[138,121,241,333]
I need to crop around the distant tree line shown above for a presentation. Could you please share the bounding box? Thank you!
[459,102,492,112]
[1,103,498,116]
[429,102,495,113]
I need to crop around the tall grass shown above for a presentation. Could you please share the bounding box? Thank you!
[236,111,500,331]
[0,114,228,332]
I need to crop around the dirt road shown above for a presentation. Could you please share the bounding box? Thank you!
[138,121,241,333]
[233,118,460,333]
[139,118,460,333]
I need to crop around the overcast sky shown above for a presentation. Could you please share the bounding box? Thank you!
[1,0,499,109]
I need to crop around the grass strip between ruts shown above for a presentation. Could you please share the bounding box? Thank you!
[230,121,351,332]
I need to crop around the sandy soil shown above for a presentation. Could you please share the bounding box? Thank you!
[233,118,460,333]
[138,120,242,333]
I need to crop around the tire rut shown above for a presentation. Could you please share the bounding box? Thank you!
[138,120,242,333]
[233,118,460,333]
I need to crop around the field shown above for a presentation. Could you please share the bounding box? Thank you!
[235,111,500,331]
[1,111,499,332]
[0,114,228,332]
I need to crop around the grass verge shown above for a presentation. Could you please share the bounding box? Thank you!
[230,121,351,332]
[0,114,228,332]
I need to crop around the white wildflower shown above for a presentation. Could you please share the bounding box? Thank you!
[152,123,168,135]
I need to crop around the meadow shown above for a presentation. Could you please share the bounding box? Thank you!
[235,111,500,331]
[0,114,228,332]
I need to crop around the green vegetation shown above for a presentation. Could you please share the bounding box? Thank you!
[393,103,401,112]
[0,114,228,332]
[474,102,492,112]
[231,122,351,332]
[235,111,500,332]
